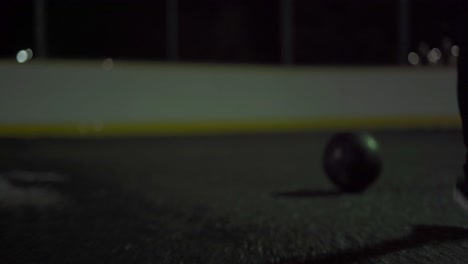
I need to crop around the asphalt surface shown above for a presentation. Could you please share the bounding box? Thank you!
[0,130,468,263]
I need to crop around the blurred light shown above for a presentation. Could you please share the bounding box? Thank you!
[427,48,441,63]
[433,48,442,58]
[26,49,34,59]
[102,58,114,71]
[408,52,420,65]
[25,49,33,59]
[452,45,460,57]
[16,49,33,63]
[365,136,379,151]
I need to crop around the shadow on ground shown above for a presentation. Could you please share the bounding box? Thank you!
[278,225,468,264]
[273,189,344,198]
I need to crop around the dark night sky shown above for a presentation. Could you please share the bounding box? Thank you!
[0,0,462,64]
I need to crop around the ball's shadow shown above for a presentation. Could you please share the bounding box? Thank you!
[272,189,345,198]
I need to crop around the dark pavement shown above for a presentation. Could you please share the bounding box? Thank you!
[0,131,467,263]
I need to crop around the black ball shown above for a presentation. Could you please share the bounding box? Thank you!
[323,132,382,193]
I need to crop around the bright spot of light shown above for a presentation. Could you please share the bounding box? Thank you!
[452,45,460,57]
[16,49,33,63]
[408,52,420,65]
[365,136,379,151]
[427,48,441,63]
[102,58,114,71]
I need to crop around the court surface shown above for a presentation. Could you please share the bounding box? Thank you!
[1,130,468,263]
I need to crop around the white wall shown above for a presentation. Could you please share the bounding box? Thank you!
[0,60,458,126]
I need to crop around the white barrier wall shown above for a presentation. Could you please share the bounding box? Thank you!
[0,60,459,133]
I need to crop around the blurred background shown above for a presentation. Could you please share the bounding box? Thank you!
[0,0,463,136]
[0,0,462,65]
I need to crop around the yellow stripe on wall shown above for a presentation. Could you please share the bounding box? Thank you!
[0,116,461,138]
